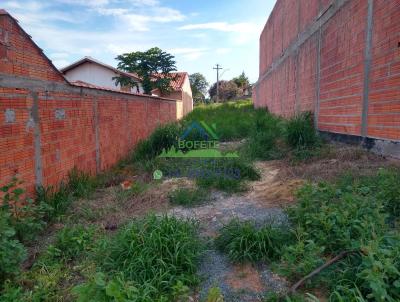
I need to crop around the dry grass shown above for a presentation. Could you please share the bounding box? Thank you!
[279,144,400,183]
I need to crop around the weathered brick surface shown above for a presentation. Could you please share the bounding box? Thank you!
[254,0,400,142]
[0,12,179,195]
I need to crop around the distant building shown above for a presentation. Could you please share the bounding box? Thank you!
[151,72,193,116]
[61,56,144,94]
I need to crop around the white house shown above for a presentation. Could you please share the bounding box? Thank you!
[60,57,144,94]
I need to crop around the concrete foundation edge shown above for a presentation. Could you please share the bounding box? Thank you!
[319,131,400,159]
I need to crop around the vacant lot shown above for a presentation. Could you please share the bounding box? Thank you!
[1,100,399,302]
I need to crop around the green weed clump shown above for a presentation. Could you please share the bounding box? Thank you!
[132,123,181,162]
[215,219,292,263]
[168,188,210,207]
[286,112,319,150]
[74,215,203,301]
[46,225,97,261]
[243,109,286,160]
[0,211,26,284]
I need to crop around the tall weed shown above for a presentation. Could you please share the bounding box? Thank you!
[74,215,203,301]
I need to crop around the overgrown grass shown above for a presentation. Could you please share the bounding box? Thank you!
[241,109,287,160]
[0,167,98,296]
[216,169,400,301]
[73,215,203,301]
[183,100,258,141]
[168,187,210,207]
[132,123,181,162]
[215,219,292,263]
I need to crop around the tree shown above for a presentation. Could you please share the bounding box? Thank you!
[209,80,240,102]
[114,47,177,95]
[189,73,209,104]
[233,71,250,95]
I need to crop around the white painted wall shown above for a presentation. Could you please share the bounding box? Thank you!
[182,75,194,112]
[64,62,144,93]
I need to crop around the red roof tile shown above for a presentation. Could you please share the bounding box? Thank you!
[170,72,188,91]
[151,72,188,92]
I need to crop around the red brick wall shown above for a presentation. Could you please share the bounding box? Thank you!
[0,12,179,195]
[254,0,400,142]
[368,0,400,140]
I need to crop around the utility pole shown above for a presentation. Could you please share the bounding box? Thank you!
[213,64,223,102]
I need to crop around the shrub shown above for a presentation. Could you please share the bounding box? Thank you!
[0,211,26,282]
[274,237,325,282]
[285,112,319,149]
[288,182,388,253]
[215,219,292,263]
[48,225,96,261]
[1,178,46,242]
[74,215,203,301]
[273,170,400,301]
[168,188,210,207]
[355,233,400,301]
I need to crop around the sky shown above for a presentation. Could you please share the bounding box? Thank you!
[2,0,276,85]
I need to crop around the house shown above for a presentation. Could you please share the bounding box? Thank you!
[61,56,144,94]
[151,72,193,116]
[61,58,194,116]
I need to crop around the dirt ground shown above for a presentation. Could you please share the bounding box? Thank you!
[26,143,399,301]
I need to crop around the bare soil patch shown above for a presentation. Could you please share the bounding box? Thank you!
[225,264,265,293]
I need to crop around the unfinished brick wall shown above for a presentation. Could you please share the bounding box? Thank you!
[0,11,179,195]
[254,0,400,145]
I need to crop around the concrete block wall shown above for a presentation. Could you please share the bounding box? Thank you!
[254,0,400,154]
[0,11,179,195]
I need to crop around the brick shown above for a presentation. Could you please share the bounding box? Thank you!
[0,13,180,197]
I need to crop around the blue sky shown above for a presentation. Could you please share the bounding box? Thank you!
[2,0,276,85]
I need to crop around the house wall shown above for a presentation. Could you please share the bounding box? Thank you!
[63,62,144,94]
[181,75,194,115]
[161,75,193,117]
[0,11,178,196]
[253,0,400,156]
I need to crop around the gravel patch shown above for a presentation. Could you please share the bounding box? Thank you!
[168,191,289,301]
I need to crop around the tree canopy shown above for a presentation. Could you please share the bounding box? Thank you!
[114,47,177,95]
[209,80,240,102]
[233,71,250,90]
[189,73,209,104]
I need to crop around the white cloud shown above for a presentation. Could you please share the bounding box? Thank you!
[119,7,185,32]
[169,47,209,61]
[96,8,128,16]
[179,22,257,33]
[57,0,109,7]
[127,0,159,6]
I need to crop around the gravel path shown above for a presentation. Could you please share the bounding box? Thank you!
[168,190,290,301]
